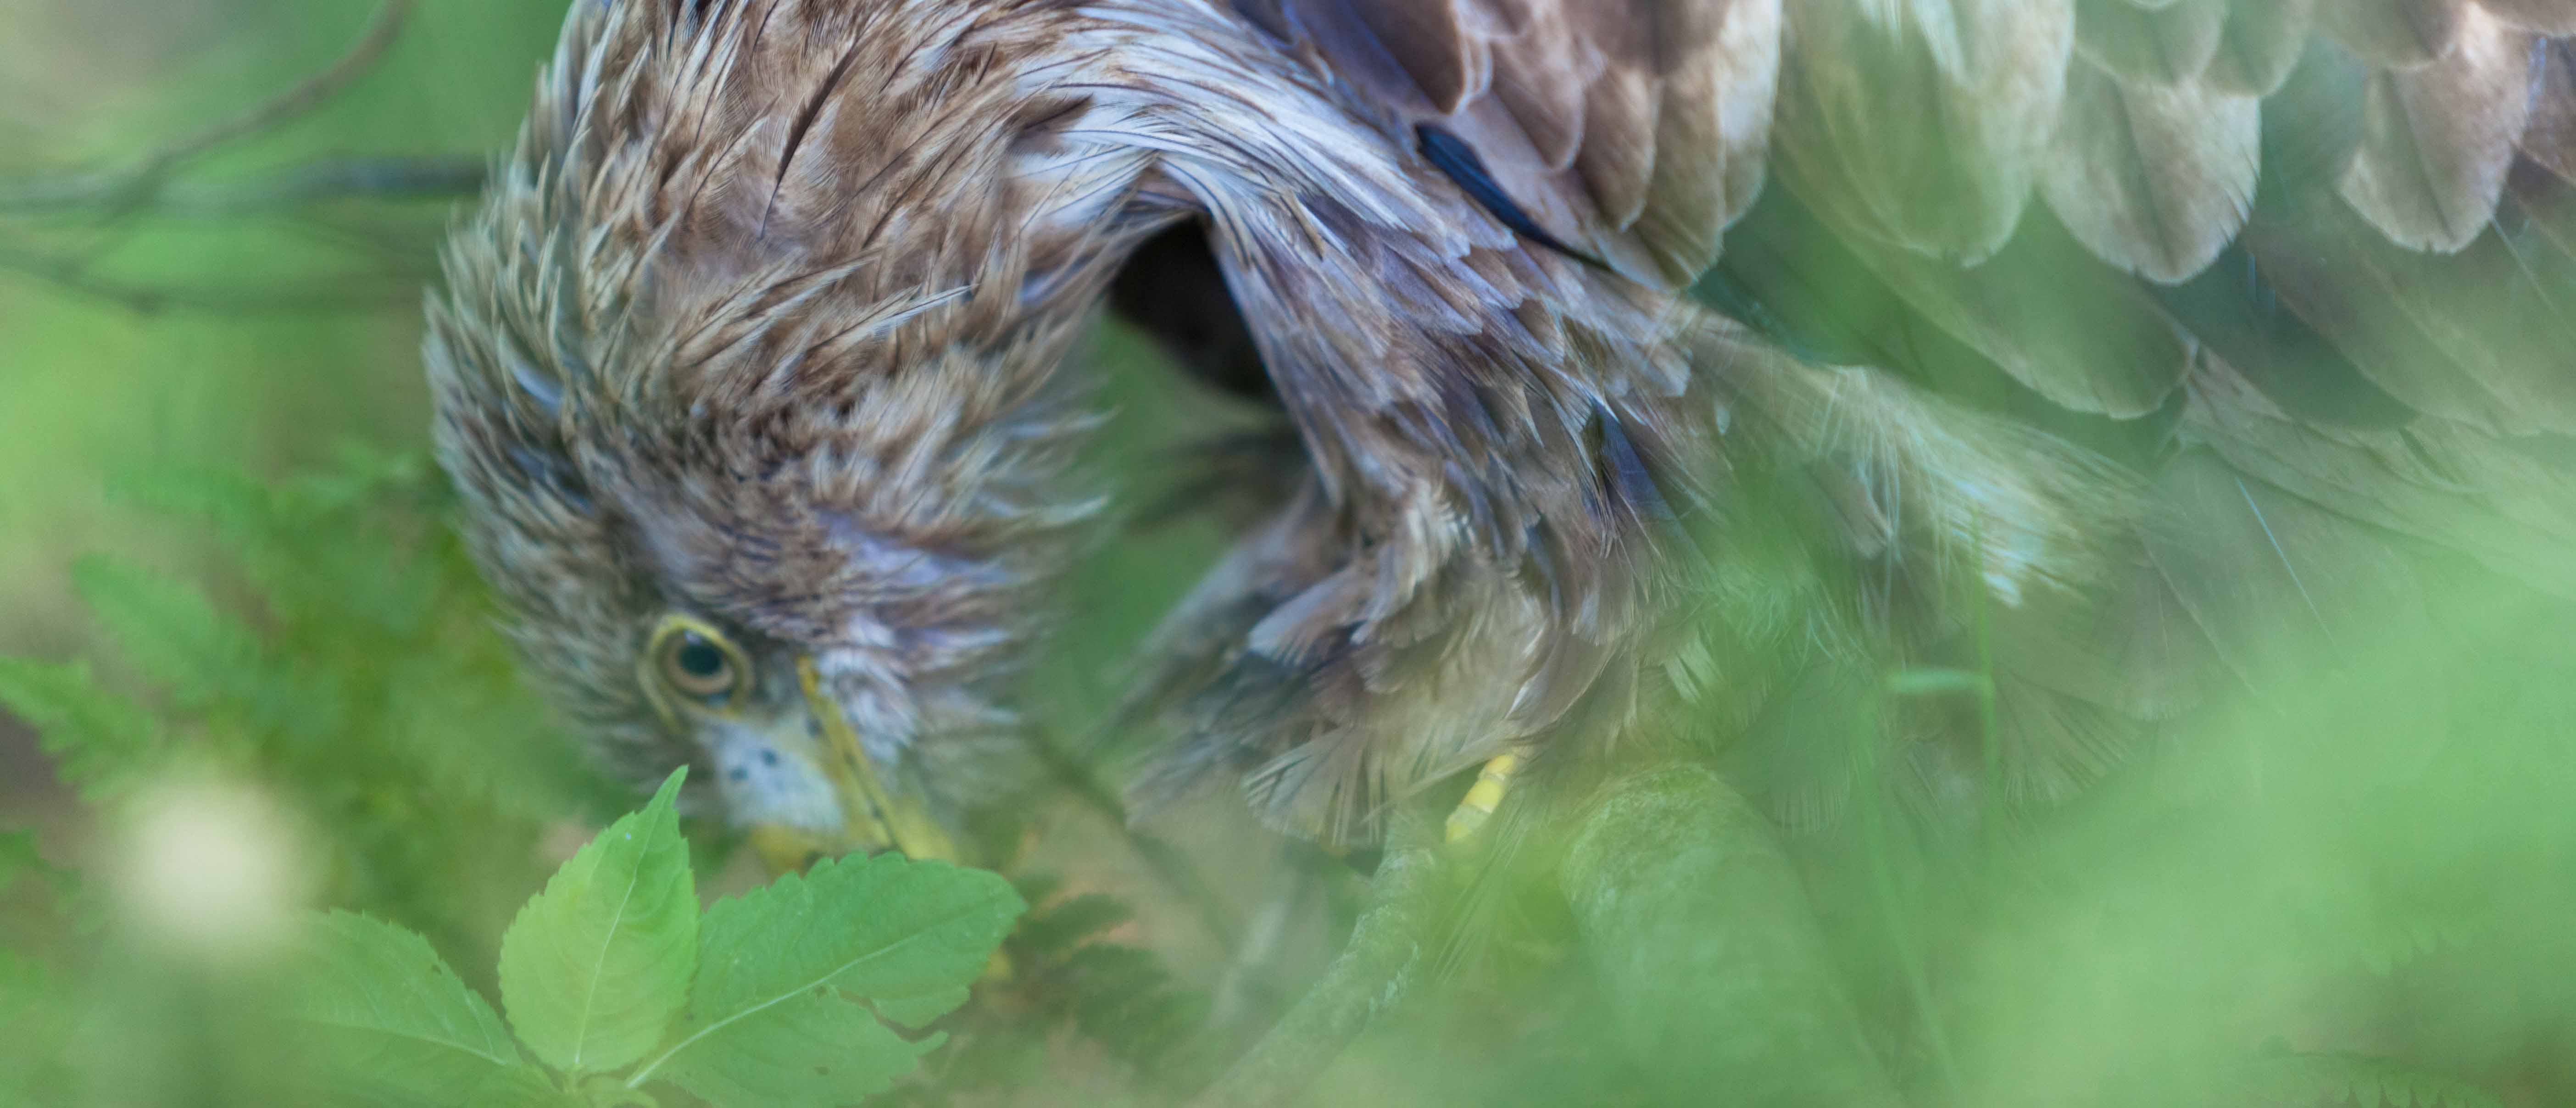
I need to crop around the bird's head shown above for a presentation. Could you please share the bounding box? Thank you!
[422,0,1147,869]
[424,245,1099,868]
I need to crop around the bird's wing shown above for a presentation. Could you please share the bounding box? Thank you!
[1241,0,2575,260]
[1197,0,2576,834]
[1232,0,2576,401]
[1701,7,2576,827]
[1227,0,1780,285]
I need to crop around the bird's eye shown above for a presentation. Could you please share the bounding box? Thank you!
[665,633,734,697]
[646,616,751,708]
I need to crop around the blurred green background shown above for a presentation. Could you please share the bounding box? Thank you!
[4,3,2576,1107]
[0,0,560,811]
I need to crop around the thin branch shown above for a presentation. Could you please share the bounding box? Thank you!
[113,156,486,218]
[0,2,461,316]
[1189,806,1443,1108]
[0,239,423,316]
[0,0,419,216]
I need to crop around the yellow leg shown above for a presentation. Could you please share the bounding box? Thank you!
[1445,751,1524,843]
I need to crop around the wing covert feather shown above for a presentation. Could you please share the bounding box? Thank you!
[1772,0,2076,263]
[2041,60,2261,281]
[2075,0,2226,85]
[1233,0,1781,284]
[2338,6,2536,251]
[1196,0,2576,839]
[2202,0,2315,95]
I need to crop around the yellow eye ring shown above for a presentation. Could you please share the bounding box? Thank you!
[643,614,753,715]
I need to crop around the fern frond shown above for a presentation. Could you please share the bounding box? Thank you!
[0,660,165,800]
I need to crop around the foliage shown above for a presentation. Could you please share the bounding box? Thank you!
[0,449,1146,1106]
[5,448,613,963]
[289,769,1024,1108]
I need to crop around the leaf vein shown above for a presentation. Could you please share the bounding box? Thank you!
[626,894,994,1088]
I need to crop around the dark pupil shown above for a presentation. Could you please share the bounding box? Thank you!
[674,638,728,680]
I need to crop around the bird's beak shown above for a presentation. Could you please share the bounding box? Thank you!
[746,656,963,874]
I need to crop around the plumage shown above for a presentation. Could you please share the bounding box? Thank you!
[2075,0,2225,86]
[2202,0,2313,95]
[2315,0,2468,67]
[2041,58,2259,281]
[1773,0,2075,262]
[2485,0,2576,33]
[428,0,2576,866]
[2340,6,2534,251]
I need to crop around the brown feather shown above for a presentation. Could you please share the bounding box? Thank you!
[1840,212,2194,418]
[1575,57,1660,229]
[2520,39,2576,183]
[2243,187,2576,435]
[2315,0,2470,67]
[2143,449,2433,689]
[2041,60,2260,281]
[2339,6,2536,250]
[2185,352,2576,597]
[1636,0,1784,278]
[433,0,2576,858]
[2478,0,2576,33]
[1774,0,2077,263]
[2075,0,2226,86]
[1246,0,1780,286]
[1351,0,1476,112]
[2200,0,2315,95]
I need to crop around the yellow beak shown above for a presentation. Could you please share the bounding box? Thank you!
[747,656,964,874]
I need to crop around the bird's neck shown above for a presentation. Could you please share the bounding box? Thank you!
[1057,7,1693,538]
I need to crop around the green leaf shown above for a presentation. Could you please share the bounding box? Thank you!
[71,555,264,710]
[0,659,163,798]
[872,986,971,1030]
[285,912,523,1107]
[498,768,697,1075]
[106,465,287,579]
[464,1066,585,1108]
[649,989,934,1108]
[0,832,50,900]
[636,853,1023,1108]
[0,948,75,1102]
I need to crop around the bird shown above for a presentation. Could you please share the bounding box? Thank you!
[424,0,2576,915]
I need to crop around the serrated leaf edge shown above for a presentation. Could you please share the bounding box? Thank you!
[624,883,1007,1089]
[499,768,692,1074]
[292,912,522,1072]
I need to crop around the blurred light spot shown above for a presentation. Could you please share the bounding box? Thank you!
[117,778,309,965]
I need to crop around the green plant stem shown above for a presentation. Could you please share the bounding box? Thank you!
[1560,765,1904,1106]
[1188,806,1441,1108]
